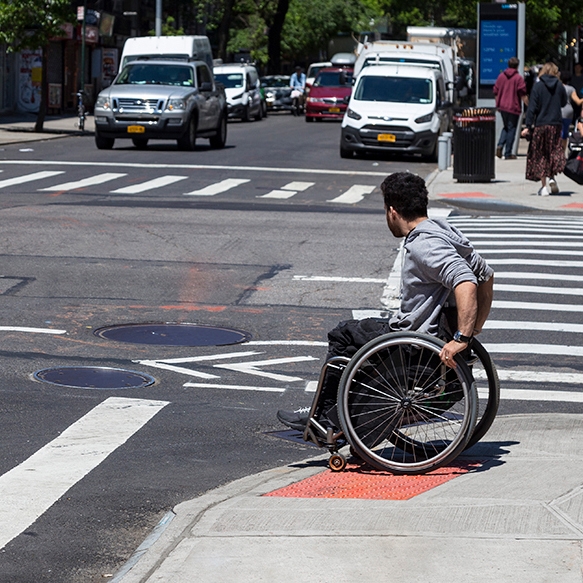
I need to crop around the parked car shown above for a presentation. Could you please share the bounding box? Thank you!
[340,64,452,160]
[213,63,263,121]
[93,60,227,150]
[260,75,293,112]
[306,61,332,89]
[305,67,353,122]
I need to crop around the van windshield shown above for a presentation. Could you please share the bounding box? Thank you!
[116,64,194,86]
[353,76,433,104]
[314,71,353,87]
[215,73,244,89]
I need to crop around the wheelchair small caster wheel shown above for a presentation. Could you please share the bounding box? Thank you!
[329,453,346,472]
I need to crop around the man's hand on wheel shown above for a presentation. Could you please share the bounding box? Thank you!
[439,339,468,368]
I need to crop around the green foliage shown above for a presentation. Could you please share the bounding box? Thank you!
[148,16,185,36]
[0,0,74,51]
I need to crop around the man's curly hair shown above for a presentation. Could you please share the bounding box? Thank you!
[380,172,428,221]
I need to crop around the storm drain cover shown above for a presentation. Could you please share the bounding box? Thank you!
[93,323,251,346]
[33,366,156,390]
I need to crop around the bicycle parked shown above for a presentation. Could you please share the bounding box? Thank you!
[76,90,87,132]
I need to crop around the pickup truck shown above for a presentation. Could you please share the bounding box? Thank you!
[93,59,227,150]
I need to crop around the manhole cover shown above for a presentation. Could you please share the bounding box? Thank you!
[93,323,251,346]
[33,366,156,390]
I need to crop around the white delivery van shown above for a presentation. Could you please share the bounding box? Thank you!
[353,41,456,102]
[213,63,263,121]
[119,36,213,72]
[340,64,452,160]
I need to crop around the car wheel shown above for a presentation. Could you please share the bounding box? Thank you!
[261,101,267,118]
[242,105,251,122]
[424,136,439,163]
[177,115,197,151]
[305,116,314,123]
[95,132,114,150]
[254,103,262,121]
[209,114,227,149]
[132,138,149,149]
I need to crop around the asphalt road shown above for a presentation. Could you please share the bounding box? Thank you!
[0,114,582,582]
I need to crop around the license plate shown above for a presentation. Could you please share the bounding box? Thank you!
[127,125,145,134]
[329,107,340,113]
[377,133,396,142]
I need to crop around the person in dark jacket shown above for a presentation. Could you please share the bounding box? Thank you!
[520,62,567,195]
[493,57,528,159]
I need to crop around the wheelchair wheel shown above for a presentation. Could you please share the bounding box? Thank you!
[337,332,477,475]
[464,338,500,449]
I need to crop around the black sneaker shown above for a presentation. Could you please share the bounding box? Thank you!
[276,406,310,431]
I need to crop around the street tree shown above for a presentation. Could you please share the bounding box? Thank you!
[0,0,74,131]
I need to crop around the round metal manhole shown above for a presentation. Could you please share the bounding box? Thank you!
[33,366,156,390]
[93,323,251,346]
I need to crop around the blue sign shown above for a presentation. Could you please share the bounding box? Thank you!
[479,19,517,85]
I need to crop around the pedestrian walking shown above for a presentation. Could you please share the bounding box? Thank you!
[560,71,576,151]
[521,62,567,196]
[493,57,528,160]
[571,61,583,122]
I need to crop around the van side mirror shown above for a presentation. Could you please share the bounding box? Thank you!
[200,81,213,92]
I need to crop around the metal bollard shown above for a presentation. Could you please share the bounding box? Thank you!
[443,132,452,166]
[438,135,449,170]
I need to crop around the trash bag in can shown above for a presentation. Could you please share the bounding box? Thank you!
[453,108,496,182]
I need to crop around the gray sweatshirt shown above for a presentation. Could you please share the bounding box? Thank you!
[390,218,494,335]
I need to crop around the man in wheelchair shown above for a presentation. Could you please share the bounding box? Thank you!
[277,171,494,432]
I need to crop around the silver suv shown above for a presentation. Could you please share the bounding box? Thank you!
[93,60,227,150]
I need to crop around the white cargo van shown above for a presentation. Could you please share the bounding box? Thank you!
[353,41,456,102]
[119,36,213,73]
[340,64,452,160]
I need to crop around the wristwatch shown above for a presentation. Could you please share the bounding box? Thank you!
[453,330,472,343]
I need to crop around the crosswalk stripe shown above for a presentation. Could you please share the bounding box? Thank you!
[486,320,583,334]
[497,388,583,403]
[110,175,188,194]
[493,300,583,312]
[281,181,314,191]
[0,397,168,550]
[327,184,375,204]
[485,343,583,356]
[495,271,583,282]
[0,171,65,189]
[474,240,583,246]
[39,173,127,191]
[184,178,250,196]
[477,369,583,385]
[260,189,297,199]
[479,248,583,257]
[495,283,583,296]
[488,259,583,267]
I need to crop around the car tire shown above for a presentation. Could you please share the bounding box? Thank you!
[305,116,314,123]
[177,115,197,151]
[95,132,114,150]
[424,136,439,163]
[261,101,267,118]
[254,103,262,121]
[132,138,149,149]
[242,105,251,122]
[209,114,227,149]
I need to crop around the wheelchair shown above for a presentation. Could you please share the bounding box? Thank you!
[303,331,499,475]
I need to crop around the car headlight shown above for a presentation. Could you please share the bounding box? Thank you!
[346,108,361,120]
[232,93,244,100]
[415,112,434,124]
[307,97,325,103]
[166,99,187,111]
[95,96,111,110]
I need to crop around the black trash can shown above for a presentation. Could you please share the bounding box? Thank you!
[453,108,496,182]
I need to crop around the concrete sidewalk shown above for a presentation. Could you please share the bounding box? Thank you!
[114,413,583,583]
[0,113,94,146]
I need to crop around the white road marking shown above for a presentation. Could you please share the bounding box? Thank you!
[494,271,583,282]
[461,228,583,236]
[184,178,250,196]
[0,171,64,189]
[327,184,375,204]
[485,320,583,334]
[246,340,328,346]
[293,275,386,283]
[0,397,168,550]
[281,181,314,191]
[352,309,392,319]
[381,241,404,310]
[475,369,583,385]
[39,173,127,191]
[0,160,388,178]
[183,382,285,392]
[479,248,583,257]
[485,343,583,356]
[494,283,583,296]
[110,175,188,194]
[259,189,297,199]
[0,326,66,334]
[473,239,583,246]
[488,259,583,268]
[134,361,219,379]
[215,356,319,382]
[493,300,583,312]
[498,388,583,402]
[305,381,318,393]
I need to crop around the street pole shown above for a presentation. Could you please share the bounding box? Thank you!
[155,0,162,36]
[80,0,86,92]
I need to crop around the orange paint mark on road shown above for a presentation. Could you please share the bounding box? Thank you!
[561,202,583,208]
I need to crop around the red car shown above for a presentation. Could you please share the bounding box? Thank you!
[305,67,353,122]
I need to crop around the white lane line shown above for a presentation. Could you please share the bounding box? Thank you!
[281,181,314,191]
[136,351,262,365]
[474,240,583,246]
[382,240,405,310]
[0,160,388,178]
[245,340,328,346]
[494,271,583,282]
[488,259,583,268]
[183,382,285,392]
[327,184,375,204]
[110,175,188,194]
[457,228,583,235]
[136,360,219,379]
[0,326,66,334]
[485,343,583,356]
[39,173,127,191]
[498,389,583,402]
[485,320,583,334]
[0,171,65,189]
[0,397,168,551]
[478,248,583,257]
[494,283,583,296]
[476,369,583,385]
[293,275,386,283]
[215,356,319,382]
[492,300,583,312]
[184,178,250,196]
[259,189,297,199]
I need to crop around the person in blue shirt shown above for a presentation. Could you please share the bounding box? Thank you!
[289,66,306,111]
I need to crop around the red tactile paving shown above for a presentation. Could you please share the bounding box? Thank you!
[438,192,494,199]
[561,203,583,209]
[264,461,481,500]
